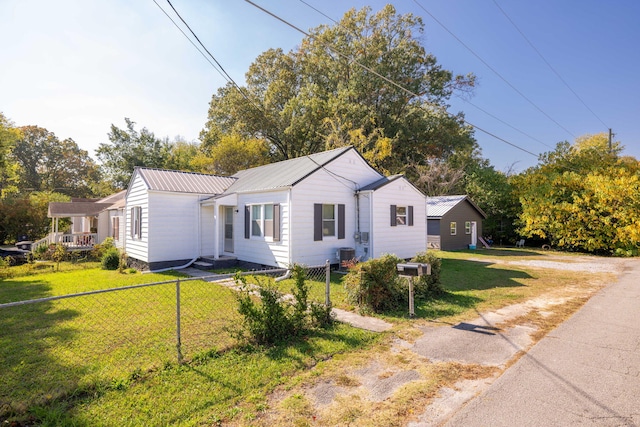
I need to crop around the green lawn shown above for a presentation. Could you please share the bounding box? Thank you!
[0,263,376,426]
[1,250,602,425]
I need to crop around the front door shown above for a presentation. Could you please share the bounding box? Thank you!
[224,207,234,253]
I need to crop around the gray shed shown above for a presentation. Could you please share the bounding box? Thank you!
[427,195,487,250]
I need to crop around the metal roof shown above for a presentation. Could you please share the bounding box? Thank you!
[136,168,236,194]
[48,202,114,218]
[224,146,353,193]
[358,174,404,191]
[427,195,487,219]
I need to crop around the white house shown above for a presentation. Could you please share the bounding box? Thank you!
[123,146,428,271]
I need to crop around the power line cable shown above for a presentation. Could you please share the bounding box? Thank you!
[411,0,576,140]
[456,95,550,147]
[154,0,286,147]
[492,0,609,129]
[245,0,541,159]
[152,0,227,81]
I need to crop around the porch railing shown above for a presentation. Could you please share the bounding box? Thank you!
[31,233,98,252]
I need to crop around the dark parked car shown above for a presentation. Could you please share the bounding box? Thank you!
[0,247,29,265]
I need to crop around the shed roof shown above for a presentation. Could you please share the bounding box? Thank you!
[135,168,236,194]
[224,146,353,193]
[427,195,487,219]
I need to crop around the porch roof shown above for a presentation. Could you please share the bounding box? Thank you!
[48,202,113,218]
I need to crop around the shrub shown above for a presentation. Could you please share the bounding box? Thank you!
[101,248,120,270]
[91,237,115,261]
[410,251,443,297]
[343,254,405,313]
[233,265,333,345]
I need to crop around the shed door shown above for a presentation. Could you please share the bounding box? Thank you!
[224,207,234,253]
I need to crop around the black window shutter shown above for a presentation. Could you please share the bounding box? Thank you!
[338,204,345,239]
[244,205,250,239]
[390,205,397,227]
[273,204,281,242]
[408,206,414,226]
[314,203,322,241]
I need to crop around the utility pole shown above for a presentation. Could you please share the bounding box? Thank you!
[609,128,613,154]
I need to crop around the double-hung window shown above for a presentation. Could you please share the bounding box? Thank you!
[130,206,142,239]
[322,204,336,237]
[112,217,120,240]
[314,203,345,241]
[390,205,414,227]
[450,222,457,235]
[465,221,471,234]
[246,203,280,241]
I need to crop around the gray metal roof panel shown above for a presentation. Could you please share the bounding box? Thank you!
[48,202,114,217]
[359,174,404,191]
[225,146,353,193]
[427,195,467,218]
[137,168,236,194]
[427,195,487,219]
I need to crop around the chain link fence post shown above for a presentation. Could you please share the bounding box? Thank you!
[325,259,331,307]
[176,278,183,364]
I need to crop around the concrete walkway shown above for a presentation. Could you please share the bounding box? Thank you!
[443,259,640,427]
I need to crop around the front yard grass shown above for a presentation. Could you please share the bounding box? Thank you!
[1,249,618,426]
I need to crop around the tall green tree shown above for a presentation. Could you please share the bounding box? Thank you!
[0,113,21,198]
[96,118,171,188]
[515,133,640,254]
[0,191,70,243]
[192,133,269,176]
[201,5,476,171]
[12,125,100,197]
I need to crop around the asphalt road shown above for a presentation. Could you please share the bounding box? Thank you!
[444,259,640,427]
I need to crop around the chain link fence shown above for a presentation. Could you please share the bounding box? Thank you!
[0,262,330,418]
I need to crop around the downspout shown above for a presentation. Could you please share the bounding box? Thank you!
[287,188,293,266]
[369,189,374,259]
[197,196,202,259]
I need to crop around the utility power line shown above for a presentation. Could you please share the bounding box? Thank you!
[412,0,574,143]
[492,0,609,129]
[245,0,540,159]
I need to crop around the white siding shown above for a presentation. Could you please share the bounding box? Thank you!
[288,150,382,266]
[125,172,150,262]
[370,177,427,259]
[147,191,201,263]
[235,190,290,267]
[200,205,215,256]
[97,211,110,243]
[356,191,372,260]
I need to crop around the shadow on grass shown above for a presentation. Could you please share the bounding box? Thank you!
[450,248,542,257]
[441,258,533,292]
[0,280,85,424]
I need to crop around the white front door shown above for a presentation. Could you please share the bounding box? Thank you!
[224,206,234,253]
[471,221,477,246]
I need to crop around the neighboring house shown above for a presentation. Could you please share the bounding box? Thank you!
[427,195,487,250]
[39,191,126,251]
[124,146,427,271]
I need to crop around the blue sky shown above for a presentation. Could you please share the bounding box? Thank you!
[1,0,638,173]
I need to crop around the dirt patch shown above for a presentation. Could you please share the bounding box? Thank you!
[254,254,632,426]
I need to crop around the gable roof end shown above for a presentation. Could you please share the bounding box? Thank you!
[225,146,354,194]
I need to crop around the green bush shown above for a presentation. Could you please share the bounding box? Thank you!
[91,237,116,261]
[410,251,443,297]
[233,265,333,345]
[101,248,120,270]
[343,254,405,313]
